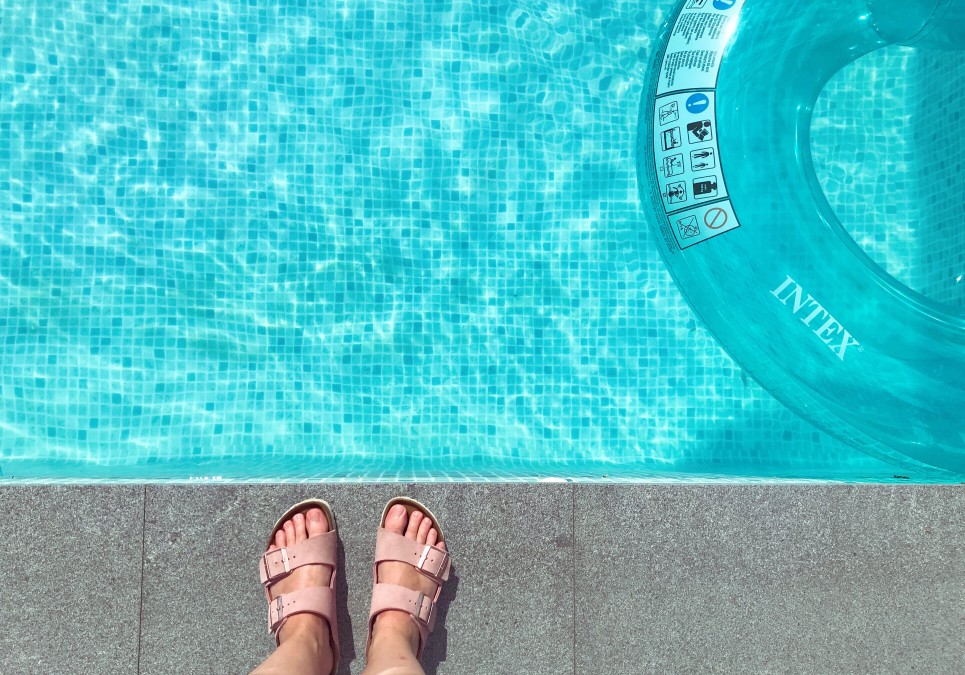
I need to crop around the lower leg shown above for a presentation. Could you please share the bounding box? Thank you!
[250,614,334,675]
[362,613,426,675]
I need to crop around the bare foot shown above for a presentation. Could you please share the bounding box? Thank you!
[265,508,334,655]
[369,504,448,656]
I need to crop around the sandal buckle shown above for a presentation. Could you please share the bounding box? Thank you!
[416,544,449,578]
[269,596,285,633]
[262,547,291,582]
[414,591,431,622]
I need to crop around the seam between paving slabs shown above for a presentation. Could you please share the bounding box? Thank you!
[137,485,147,674]
[571,483,576,675]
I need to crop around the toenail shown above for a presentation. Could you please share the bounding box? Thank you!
[391,504,404,518]
[308,509,321,522]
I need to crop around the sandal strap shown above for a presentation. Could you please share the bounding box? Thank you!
[374,528,451,586]
[259,529,336,587]
[267,586,336,636]
[369,582,436,656]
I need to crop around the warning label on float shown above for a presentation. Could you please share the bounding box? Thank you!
[656,0,745,96]
[650,0,744,251]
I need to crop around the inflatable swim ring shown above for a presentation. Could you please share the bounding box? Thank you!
[636,0,965,473]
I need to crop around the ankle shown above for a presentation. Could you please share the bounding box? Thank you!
[278,613,330,649]
[371,611,420,653]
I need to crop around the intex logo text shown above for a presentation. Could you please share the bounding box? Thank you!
[770,275,859,361]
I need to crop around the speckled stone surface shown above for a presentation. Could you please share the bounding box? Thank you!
[574,485,965,674]
[1,484,962,675]
[0,486,143,675]
[138,484,572,675]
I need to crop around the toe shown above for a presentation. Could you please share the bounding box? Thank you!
[385,503,407,534]
[405,510,423,538]
[306,507,327,537]
[293,512,307,542]
[283,519,296,546]
[275,528,287,548]
[416,514,431,543]
[427,528,437,546]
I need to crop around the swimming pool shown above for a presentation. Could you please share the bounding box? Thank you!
[1,0,962,482]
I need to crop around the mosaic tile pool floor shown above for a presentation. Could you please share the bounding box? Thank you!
[0,1,962,482]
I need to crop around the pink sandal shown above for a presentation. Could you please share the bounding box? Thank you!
[366,496,452,660]
[259,499,340,674]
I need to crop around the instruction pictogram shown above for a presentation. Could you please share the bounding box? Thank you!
[677,215,700,239]
[693,176,718,199]
[686,93,710,115]
[662,127,682,151]
[658,101,679,125]
[690,148,716,171]
[687,120,713,143]
[661,153,685,177]
[704,206,728,229]
[665,181,688,205]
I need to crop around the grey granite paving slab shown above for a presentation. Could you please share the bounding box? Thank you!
[0,486,143,675]
[139,484,573,675]
[574,485,965,675]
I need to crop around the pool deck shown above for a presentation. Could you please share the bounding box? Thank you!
[0,484,961,674]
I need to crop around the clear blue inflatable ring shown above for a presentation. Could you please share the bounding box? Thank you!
[636,0,965,473]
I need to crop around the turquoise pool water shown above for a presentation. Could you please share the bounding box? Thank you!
[0,0,962,482]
